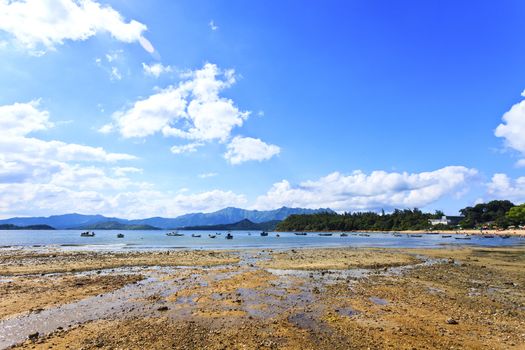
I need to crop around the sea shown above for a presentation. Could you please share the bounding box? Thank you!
[0,230,523,251]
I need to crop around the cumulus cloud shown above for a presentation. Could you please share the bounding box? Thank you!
[224,136,280,165]
[495,92,525,166]
[142,62,173,78]
[254,166,478,211]
[487,173,525,202]
[0,100,247,218]
[0,0,154,53]
[0,101,135,183]
[104,63,261,151]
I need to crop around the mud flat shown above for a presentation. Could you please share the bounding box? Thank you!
[0,246,524,349]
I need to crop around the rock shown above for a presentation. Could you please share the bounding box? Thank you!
[28,332,39,341]
[157,306,169,311]
[446,318,459,325]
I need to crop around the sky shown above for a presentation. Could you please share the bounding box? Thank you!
[0,0,525,219]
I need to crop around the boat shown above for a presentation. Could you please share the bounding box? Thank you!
[501,235,511,239]
[166,231,184,237]
[116,233,124,238]
[80,231,95,237]
[225,233,233,239]
[208,234,216,238]
[483,235,495,238]
[340,233,348,237]
[426,232,439,235]
[191,234,201,238]
[260,231,269,237]
[441,235,452,238]
[455,236,471,240]
[318,233,333,236]
[358,233,370,237]
[393,233,403,237]
[410,234,422,238]
[276,234,280,238]
[294,232,307,236]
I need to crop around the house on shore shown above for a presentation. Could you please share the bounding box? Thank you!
[429,216,464,226]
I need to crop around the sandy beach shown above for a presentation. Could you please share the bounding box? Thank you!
[0,246,524,349]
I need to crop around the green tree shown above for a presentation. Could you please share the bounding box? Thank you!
[506,204,525,225]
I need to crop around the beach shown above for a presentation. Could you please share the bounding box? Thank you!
[0,245,524,349]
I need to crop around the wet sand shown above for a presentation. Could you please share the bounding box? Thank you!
[0,246,524,349]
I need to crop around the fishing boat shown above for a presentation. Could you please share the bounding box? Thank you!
[225,233,233,239]
[166,231,184,237]
[340,233,348,237]
[294,232,307,236]
[260,231,269,236]
[441,235,452,238]
[116,233,124,238]
[191,234,201,238]
[80,231,95,237]
[318,233,333,236]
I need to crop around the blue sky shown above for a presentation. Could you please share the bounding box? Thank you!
[0,0,525,218]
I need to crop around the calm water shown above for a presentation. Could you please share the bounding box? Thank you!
[0,230,523,251]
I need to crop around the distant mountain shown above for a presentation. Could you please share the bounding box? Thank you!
[0,207,334,230]
[0,213,125,230]
[180,219,280,231]
[73,221,160,230]
[0,224,55,230]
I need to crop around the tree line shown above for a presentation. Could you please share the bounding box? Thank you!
[275,200,525,232]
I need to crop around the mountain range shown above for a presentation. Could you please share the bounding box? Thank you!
[0,207,333,229]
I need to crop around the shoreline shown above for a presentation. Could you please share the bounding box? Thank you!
[277,228,525,237]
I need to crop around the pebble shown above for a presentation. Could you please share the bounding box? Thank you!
[446,318,459,325]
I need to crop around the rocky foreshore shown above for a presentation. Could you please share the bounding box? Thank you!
[0,246,524,349]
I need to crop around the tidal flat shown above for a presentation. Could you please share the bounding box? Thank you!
[0,246,524,349]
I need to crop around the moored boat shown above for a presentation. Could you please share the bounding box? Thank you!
[260,231,269,236]
[191,234,201,238]
[225,233,233,239]
[340,233,348,237]
[80,231,95,237]
[294,232,307,236]
[117,233,124,238]
[318,233,333,236]
[166,231,184,237]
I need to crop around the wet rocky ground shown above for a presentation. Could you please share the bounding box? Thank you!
[0,246,523,349]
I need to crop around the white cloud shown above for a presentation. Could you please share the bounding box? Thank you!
[142,62,173,78]
[198,172,218,179]
[0,101,248,219]
[487,173,525,202]
[170,142,203,154]
[0,100,53,136]
[110,66,122,81]
[495,92,525,166]
[224,136,280,165]
[209,20,218,31]
[107,63,250,143]
[113,166,142,177]
[254,166,478,211]
[0,0,153,53]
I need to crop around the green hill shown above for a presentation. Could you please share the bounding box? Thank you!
[73,221,160,230]
[0,224,55,230]
[179,219,279,231]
